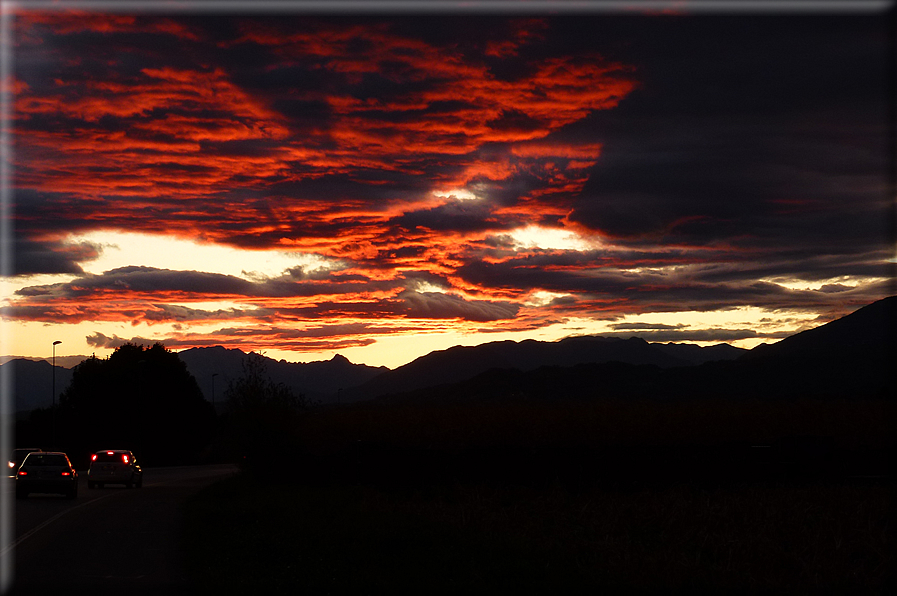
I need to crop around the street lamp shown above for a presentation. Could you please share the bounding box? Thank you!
[52,340,61,449]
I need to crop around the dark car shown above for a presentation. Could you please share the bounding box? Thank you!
[15,452,78,499]
[8,448,43,478]
[88,450,142,489]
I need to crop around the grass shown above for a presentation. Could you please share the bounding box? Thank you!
[182,395,894,592]
[294,396,895,453]
[182,473,893,594]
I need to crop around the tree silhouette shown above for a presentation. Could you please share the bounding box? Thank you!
[224,352,307,477]
[57,343,214,466]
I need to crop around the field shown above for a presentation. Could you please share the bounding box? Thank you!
[182,396,894,593]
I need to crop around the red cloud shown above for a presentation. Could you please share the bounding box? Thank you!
[17,10,202,40]
[7,16,649,353]
[15,17,635,209]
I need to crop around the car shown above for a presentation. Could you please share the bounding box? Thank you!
[87,450,142,489]
[8,448,43,478]
[15,452,78,499]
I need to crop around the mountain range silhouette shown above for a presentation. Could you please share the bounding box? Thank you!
[4,296,894,414]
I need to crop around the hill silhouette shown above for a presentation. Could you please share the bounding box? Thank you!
[726,295,896,400]
[366,296,896,405]
[342,336,746,402]
[177,347,387,407]
[295,297,894,491]
[3,358,73,416]
[742,296,896,362]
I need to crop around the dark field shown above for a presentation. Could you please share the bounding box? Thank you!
[182,396,894,593]
[183,475,892,593]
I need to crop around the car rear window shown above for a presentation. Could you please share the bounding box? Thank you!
[24,454,67,466]
[94,453,123,462]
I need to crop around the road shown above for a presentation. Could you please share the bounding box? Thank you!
[1,464,237,595]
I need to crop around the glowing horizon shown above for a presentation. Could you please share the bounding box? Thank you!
[2,8,892,370]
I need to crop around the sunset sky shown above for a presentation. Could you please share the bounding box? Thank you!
[1,2,894,369]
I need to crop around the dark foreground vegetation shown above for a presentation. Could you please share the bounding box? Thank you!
[182,394,894,593]
[183,473,891,593]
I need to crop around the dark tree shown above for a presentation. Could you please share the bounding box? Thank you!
[57,343,214,467]
[224,352,307,477]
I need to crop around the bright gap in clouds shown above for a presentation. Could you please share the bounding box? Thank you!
[565,307,822,350]
[525,290,573,307]
[413,281,449,294]
[168,300,262,313]
[67,231,338,279]
[432,188,478,201]
[509,226,594,252]
[759,275,881,291]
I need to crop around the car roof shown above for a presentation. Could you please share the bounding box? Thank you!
[95,449,132,453]
[22,452,70,461]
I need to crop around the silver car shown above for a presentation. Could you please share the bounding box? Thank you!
[15,452,78,499]
[87,450,143,489]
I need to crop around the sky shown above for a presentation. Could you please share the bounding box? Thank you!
[1,2,894,369]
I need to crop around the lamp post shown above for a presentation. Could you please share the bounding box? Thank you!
[52,340,61,449]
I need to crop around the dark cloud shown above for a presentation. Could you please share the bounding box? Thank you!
[595,328,791,344]
[13,238,103,276]
[562,15,889,260]
[86,332,162,350]
[610,322,686,331]
[398,290,519,322]
[13,266,404,300]
[141,304,272,323]
[457,258,891,316]
[486,109,545,134]
[392,199,504,233]
[16,266,255,297]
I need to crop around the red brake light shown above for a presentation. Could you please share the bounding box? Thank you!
[17,470,26,476]
[91,454,97,461]
[106,451,114,455]
[122,454,129,464]
[61,471,70,476]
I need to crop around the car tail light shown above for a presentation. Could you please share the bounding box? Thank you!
[61,471,71,476]
[122,454,129,464]
[17,470,26,476]
[91,454,97,461]
[106,451,114,455]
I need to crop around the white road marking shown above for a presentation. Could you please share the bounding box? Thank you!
[2,477,183,558]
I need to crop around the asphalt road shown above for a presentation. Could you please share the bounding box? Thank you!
[1,464,237,595]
